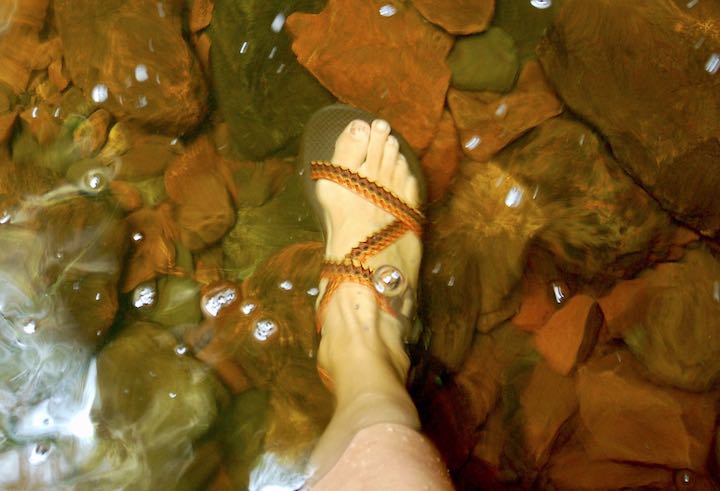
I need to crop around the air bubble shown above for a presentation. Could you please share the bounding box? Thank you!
[22,319,37,334]
[29,444,51,465]
[82,169,108,193]
[254,319,277,341]
[464,135,481,150]
[552,282,566,303]
[240,41,249,54]
[137,95,148,108]
[241,301,256,315]
[31,106,38,118]
[379,4,397,16]
[505,186,524,208]
[307,287,319,297]
[530,0,552,9]
[175,344,187,356]
[135,64,149,82]
[271,13,285,32]
[132,232,144,242]
[279,280,293,291]
[705,53,720,74]
[495,102,508,118]
[91,84,108,103]
[168,392,177,399]
[203,287,238,317]
[0,211,11,224]
[133,283,156,309]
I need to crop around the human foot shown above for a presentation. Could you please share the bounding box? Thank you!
[310,117,424,382]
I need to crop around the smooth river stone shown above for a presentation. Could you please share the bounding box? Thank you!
[448,27,519,92]
[55,0,207,133]
[412,0,494,35]
[287,0,453,151]
[538,0,720,237]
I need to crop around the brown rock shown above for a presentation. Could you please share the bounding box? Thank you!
[423,163,545,369]
[412,0,494,35]
[19,103,60,145]
[0,111,17,145]
[448,60,562,162]
[190,0,214,32]
[420,111,461,203]
[534,294,603,376]
[193,32,212,74]
[576,351,716,471]
[548,437,674,490]
[100,122,183,180]
[287,0,453,150]
[122,203,179,292]
[109,180,143,212]
[538,0,720,237]
[73,109,111,158]
[497,117,674,283]
[520,362,577,468]
[165,137,235,251]
[55,0,207,133]
[472,405,506,473]
[511,249,565,332]
[48,58,70,91]
[600,247,720,391]
[0,0,50,93]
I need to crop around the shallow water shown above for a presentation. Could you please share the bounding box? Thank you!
[1,0,719,490]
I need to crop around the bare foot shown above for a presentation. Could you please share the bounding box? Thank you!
[308,118,423,480]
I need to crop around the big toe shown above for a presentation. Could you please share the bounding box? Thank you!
[331,120,371,170]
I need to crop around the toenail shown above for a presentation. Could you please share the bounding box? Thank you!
[374,120,389,131]
[388,135,398,146]
[349,120,369,138]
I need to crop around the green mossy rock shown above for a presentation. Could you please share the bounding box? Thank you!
[493,0,561,61]
[209,0,334,160]
[222,161,321,280]
[448,27,519,93]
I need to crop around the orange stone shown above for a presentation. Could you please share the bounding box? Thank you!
[0,111,17,145]
[48,57,69,91]
[520,361,577,467]
[109,180,143,212]
[287,0,453,151]
[189,0,214,33]
[597,278,650,340]
[413,0,494,35]
[576,352,716,471]
[534,294,603,376]
[448,60,562,162]
[420,110,461,203]
[164,136,236,251]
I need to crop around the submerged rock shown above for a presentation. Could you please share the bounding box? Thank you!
[288,0,453,151]
[492,0,560,61]
[412,0,494,35]
[600,247,720,392]
[55,0,207,133]
[449,60,562,162]
[209,0,333,160]
[538,0,720,237]
[420,110,461,203]
[448,27,519,92]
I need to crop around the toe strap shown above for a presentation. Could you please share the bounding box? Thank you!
[311,160,423,236]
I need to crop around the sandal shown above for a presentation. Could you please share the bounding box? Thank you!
[299,104,426,360]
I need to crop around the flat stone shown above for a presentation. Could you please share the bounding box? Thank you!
[534,294,603,376]
[520,361,577,467]
[413,0,494,35]
[420,110,461,203]
[576,351,716,471]
[0,0,50,93]
[287,0,453,151]
[448,27,519,92]
[210,0,333,160]
[601,247,720,391]
[449,60,562,162]
[55,0,207,133]
[423,163,545,370]
[165,137,236,251]
[548,438,673,490]
[538,0,720,237]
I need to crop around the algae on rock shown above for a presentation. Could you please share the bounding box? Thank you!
[209,0,334,160]
[448,27,520,93]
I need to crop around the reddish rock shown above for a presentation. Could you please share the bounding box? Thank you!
[548,437,674,490]
[190,0,214,32]
[19,103,61,145]
[123,203,179,292]
[599,247,720,391]
[472,404,506,473]
[576,351,717,471]
[48,58,70,91]
[110,180,143,212]
[165,137,235,251]
[0,111,17,145]
[420,111,461,203]
[413,0,494,35]
[73,109,111,158]
[538,0,720,237]
[287,0,453,150]
[534,294,603,376]
[520,362,577,468]
[511,250,566,332]
[55,0,207,133]
[448,60,562,162]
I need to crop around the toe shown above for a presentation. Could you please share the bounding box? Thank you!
[380,135,400,187]
[397,155,420,207]
[364,119,391,177]
[331,120,370,170]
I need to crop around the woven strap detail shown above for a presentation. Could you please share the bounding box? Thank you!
[350,220,409,263]
[311,161,423,236]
